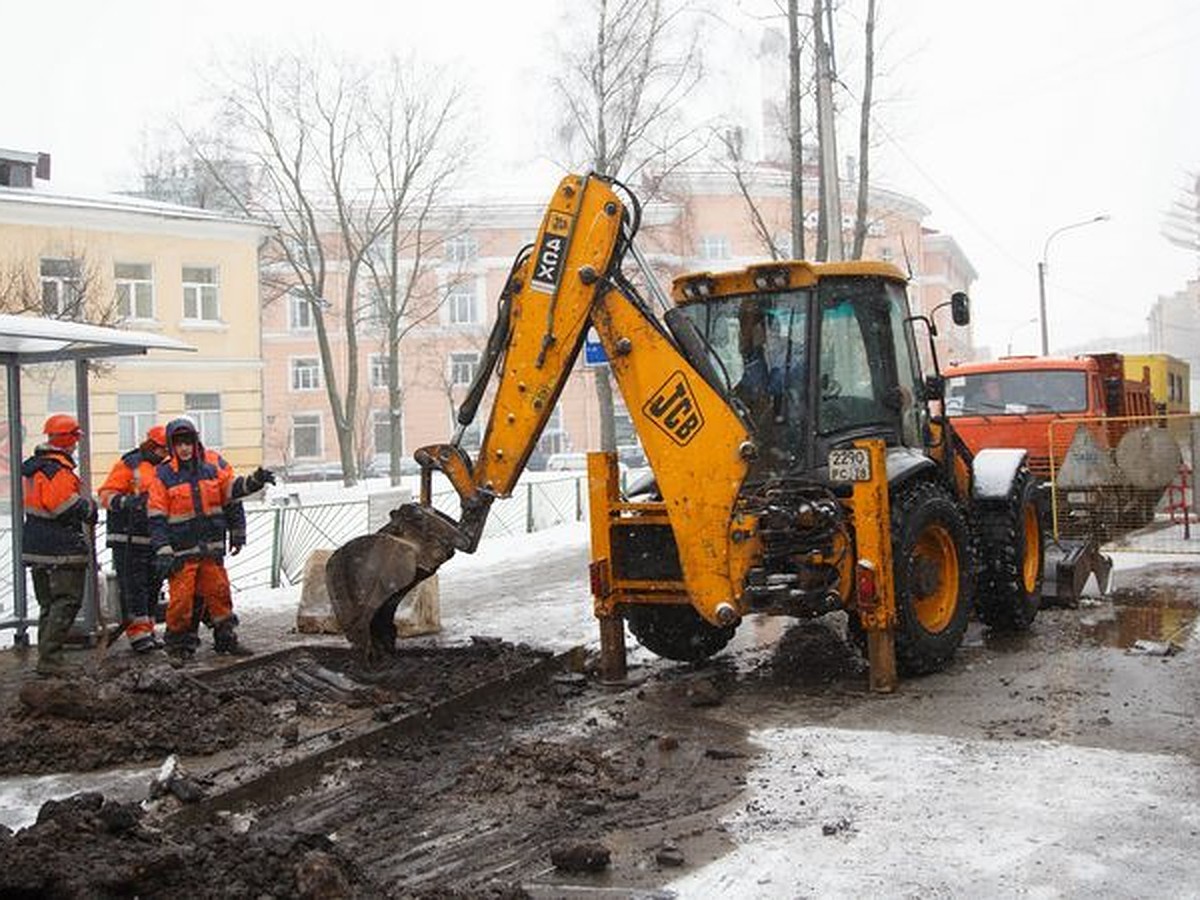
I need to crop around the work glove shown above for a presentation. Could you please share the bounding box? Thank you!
[154,554,177,580]
[245,466,276,493]
[112,493,148,513]
[77,497,99,526]
[229,541,244,557]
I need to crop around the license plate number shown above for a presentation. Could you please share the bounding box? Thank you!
[828,448,871,483]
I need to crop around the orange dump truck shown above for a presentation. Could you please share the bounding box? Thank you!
[944,353,1155,479]
[943,352,1181,603]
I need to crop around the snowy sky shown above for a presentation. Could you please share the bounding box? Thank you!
[3,0,1197,356]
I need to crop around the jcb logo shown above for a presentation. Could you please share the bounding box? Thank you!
[643,371,704,446]
[530,214,572,295]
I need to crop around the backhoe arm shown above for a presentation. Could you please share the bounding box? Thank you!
[326,174,755,656]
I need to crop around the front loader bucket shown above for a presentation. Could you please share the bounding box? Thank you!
[326,534,426,660]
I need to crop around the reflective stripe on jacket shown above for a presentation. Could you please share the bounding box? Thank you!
[99,448,157,546]
[148,449,248,559]
[22,446,91,565]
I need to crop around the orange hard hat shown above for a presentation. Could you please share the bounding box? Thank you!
[44,413,82,449]
[146,424,167,446]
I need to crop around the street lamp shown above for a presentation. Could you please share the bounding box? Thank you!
[1006,316,1039,356]
[1037,214,1110,355]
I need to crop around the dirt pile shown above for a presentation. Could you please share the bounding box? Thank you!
[0,667,274,775]
[0,790,377,899]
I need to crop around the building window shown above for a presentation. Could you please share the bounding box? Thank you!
[291,413,322,459]
[773,232,793,259]
[40,258,83,317]
[444,233,478,263]
[372,410,397,459]
[117,393,156,449]
[447,283,479,325]
[291,357,321,391]
[879,247,894,263]
[182,266,219,321]
[450,352,479,386]
[185,393,222,447]
[369,353,391,389]
[699,235,730,261]
[114,263,154,320]
[289,293,314,330]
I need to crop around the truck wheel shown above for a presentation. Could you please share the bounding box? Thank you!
[975,467,1043,631]
[889,480,975,675]
[625,604,738,663]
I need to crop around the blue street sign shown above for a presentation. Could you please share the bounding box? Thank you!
[584,328,608,366]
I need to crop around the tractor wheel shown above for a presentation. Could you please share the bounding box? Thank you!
[625,604,738,663]
[889,480,975,675]
[975,466,1043,631]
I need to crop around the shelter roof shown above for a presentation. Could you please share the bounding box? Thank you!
[0,314,195,363]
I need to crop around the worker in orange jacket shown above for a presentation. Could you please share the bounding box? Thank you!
[22,414,98,677]
[99,424,169,653]
[147,417,274,664]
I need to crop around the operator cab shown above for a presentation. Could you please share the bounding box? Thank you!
[669,261,928,483]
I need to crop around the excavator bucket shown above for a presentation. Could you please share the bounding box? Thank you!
[326,534,422,659]
[325,503,460,660]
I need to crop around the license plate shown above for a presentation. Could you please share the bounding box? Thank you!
[828,448,872,483]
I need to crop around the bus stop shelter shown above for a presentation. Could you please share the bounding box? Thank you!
[1,314,194,644]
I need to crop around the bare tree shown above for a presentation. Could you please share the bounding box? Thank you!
[361,56,469,485]
[715,127,786,260]
[787,0,807,260]
[552,0,708,452]
[173,49,465,486]
[849,0,877,260]
[0,248,123,395]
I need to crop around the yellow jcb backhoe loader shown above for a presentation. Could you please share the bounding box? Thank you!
[326,173,1044,690]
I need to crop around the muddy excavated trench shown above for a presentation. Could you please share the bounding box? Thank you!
[0,562,1197,898]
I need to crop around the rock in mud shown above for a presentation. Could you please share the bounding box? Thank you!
[550,841,612,872]
[36,791,104,825]
[656,844,686,867]
[19,679,128,722]
[134,664,186,694]
[294,849,352,899]
[281,721,301,745]
[98,800,142,834]
[686,678,723,707]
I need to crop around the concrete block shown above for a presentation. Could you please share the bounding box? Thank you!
[297,548,440,637]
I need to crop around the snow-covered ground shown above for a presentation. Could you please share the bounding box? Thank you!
[0,766,158,832]
[668,727,1200,898]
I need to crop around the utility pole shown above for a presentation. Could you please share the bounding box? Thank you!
[812,0,843,261]
[787,0,805,261]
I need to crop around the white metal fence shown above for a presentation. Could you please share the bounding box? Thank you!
[1,472,593,625]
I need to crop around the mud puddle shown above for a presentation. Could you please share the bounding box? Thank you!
[1080,584,1198,649]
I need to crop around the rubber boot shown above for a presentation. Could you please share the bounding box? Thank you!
[163,630,195,668]
[33,568,84,677]
[213,618,253,657]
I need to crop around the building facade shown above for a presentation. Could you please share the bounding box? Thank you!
[259,166,976,476]
[0,152,269,476]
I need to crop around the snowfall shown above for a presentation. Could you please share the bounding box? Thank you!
[0,475,1198,897]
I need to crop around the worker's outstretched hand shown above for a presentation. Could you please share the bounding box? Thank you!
[246,466,276,492]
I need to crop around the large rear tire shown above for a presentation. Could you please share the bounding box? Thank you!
[889,480,975,675]
[625,604,738,663]
[976,466,1043,631]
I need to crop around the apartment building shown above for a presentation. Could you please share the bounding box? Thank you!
[0,149,270,474]
[260,166,976,475]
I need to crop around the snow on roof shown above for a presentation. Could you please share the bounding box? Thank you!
[0,314,194,360]
[0,184,269,231]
